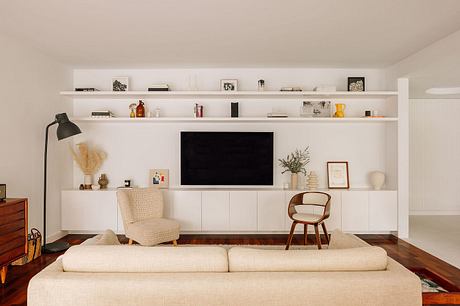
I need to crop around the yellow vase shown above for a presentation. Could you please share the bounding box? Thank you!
[334,103,346,118]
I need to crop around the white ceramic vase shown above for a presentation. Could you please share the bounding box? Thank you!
[370,171,385,190]
[84,174,93,189]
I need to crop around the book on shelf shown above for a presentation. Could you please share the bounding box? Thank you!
[91,110,115,118]
[75,88,99,91]
[280,87,302,92]
[148,84,169,91]
[267,113,288,118]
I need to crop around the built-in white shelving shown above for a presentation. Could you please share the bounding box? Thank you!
[61,90,398,99]
[71,117,398,123]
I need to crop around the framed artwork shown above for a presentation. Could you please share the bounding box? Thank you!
[348,77,365,92]
[327,161,350,189]
[301,101,332,117]
[149,169,169,189]
[220,79,238,91]
[112,77,129,91]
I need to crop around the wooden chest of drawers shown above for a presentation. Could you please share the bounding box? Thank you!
[0,198,28,284]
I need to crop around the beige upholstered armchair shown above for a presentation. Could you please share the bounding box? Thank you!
[116,187,180,246]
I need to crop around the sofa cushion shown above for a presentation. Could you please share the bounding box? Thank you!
[62,245,228,273]
[228,246,388,272]
[80,229,121,246]
[328,229,370,249]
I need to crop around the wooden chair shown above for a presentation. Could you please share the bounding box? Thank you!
[285,191,331,250]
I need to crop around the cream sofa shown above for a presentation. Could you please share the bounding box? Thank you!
[28,231,422,306]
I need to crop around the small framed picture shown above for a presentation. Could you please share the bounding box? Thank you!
[348,77,365,92]
[220,79,238,91]
[112,77,129,91]
[327,161,350,189]
[301,101,332,118]
[149,169,169,189]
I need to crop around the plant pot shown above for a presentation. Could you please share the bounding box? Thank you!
[290,173,298,190]
[83,174,93,190]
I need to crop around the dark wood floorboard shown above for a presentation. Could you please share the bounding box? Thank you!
[1,233,459,306]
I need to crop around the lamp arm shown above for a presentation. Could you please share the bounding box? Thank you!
[43,120,57,248]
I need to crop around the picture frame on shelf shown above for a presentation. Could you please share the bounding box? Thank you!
[348,77,365,92]
[112,77,129,91]
[327,161,350,189]
[220,79,238,91]
[301,101,332,117]
[149,169,169,189]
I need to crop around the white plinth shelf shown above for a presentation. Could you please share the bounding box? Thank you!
[61,90,398,99]
[72,117,398,123]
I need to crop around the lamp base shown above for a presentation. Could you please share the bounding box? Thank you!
[42,241,71,253]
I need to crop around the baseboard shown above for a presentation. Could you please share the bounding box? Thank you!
[410,211,460,216]
[47,230,69,242]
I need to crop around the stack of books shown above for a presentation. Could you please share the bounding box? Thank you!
[280,87,302,92]
[91,110,114,118]
[148,84,169,91]
[75,88,99,91]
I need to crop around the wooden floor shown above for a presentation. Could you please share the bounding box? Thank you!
[1,233,460,306]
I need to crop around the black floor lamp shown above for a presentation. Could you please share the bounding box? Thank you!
[43,113,81,253]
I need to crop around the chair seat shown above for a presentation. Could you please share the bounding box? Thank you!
[292,213,323,223]
[126,218,180,246]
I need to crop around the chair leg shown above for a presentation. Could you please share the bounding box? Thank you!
[321,222,330,245]
[303,224,308,245]
[285,221,297,250]
[314,224,322,249]
[1,266,7,284]
[172,240,178,246]
[128,239,133,245]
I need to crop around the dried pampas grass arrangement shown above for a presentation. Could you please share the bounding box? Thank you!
[70,142,106,175]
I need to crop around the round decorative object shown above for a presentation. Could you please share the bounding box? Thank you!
[306,171,319,190]
[370,171,385,190]
[98,173,109,189]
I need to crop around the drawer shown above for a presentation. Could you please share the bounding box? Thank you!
[0,246,25,265]
[0,219,25,236]
[0,201,25,217]
[0,236,25,255]
[0,211,25,226]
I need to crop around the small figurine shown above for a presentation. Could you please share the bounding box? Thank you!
[258,79,265,91]
[98,173,109,189]
[306,171,319,190]
[129,103,136,118]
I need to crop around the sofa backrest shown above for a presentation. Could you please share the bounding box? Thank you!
[228,246,388,272]
[62,245,228,273]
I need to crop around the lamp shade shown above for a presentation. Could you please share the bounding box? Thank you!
[55,113,81,140]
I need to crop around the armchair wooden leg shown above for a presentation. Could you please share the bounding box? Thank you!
[321,222,330,245]
[1,266,7,285]
[304,224,308,245]
[128,239,133,245]
[286,221,297,250]
[172,240,178,246]
[314,224,322,249]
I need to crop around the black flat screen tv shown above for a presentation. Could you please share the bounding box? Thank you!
[181,131,274,185]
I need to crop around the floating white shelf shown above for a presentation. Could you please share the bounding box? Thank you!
[61,90,398,99]
[72,117,398,123]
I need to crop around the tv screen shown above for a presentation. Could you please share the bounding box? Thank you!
[181,132,274,185]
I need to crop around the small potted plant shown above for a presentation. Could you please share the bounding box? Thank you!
[279,147,310,190]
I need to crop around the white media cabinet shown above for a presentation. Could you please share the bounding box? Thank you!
[61,188,397,234]
[63,70,408,237]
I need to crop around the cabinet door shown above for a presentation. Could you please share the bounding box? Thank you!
[258,191,286,231]
[369,191,398,231]
[229,191,257,231]
[341,191,369,232]
[171,191,202,231]
[313,190,342,232]
[202,191,229,231]
[62,190,117,231]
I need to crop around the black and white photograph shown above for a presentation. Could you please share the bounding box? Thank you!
[347,77,365,92]
[112,77,129,91]
[220,79,238,91]
[301,101,332,117]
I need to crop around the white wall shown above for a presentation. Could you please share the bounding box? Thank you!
[71,68,398,191]
[409,98,460,215]
[0,33,73,240]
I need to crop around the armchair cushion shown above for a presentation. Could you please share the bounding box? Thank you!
[126,218,180,246]
[292,213,323,223]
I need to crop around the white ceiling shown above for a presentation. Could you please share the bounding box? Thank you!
[1,0,460,68]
